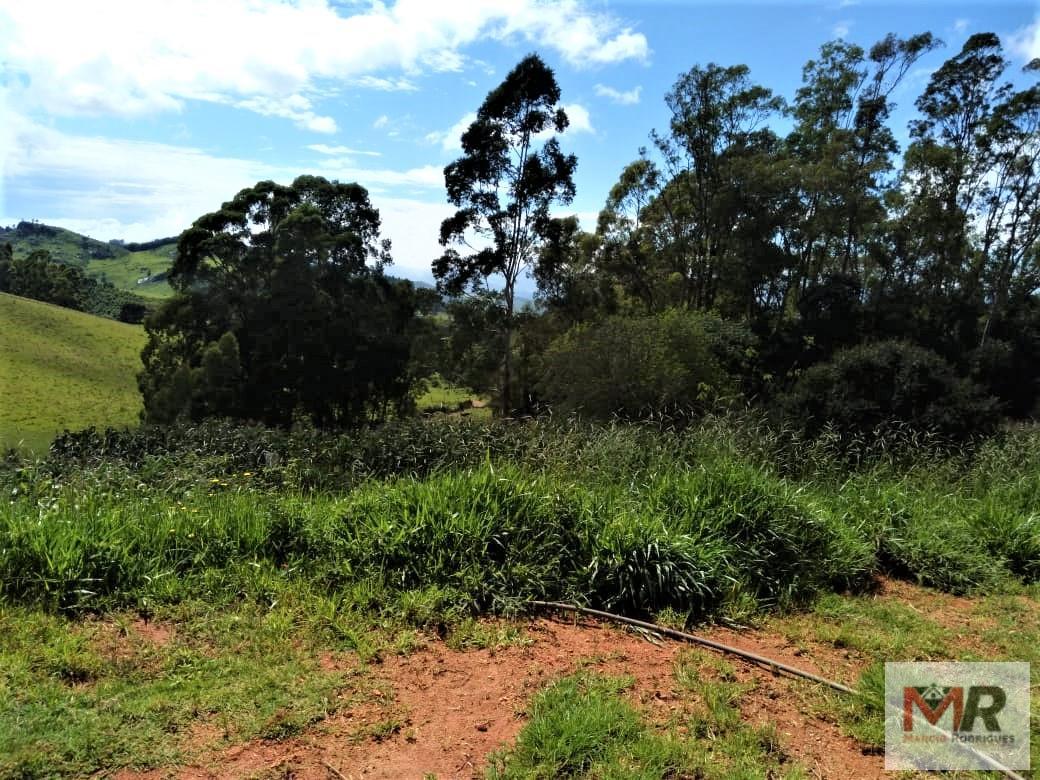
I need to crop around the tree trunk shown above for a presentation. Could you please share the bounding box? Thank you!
[501,283,514,417]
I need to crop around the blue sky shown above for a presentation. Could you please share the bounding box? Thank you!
[1,0,1038,285]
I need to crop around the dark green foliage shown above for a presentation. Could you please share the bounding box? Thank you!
[140,176,417,428]
[436,53,577,414]
[119,236,178,252]
[780,340,1000,441]
[439,291,508,395]
[538,310,731,419]
[0,243,153,320]
[117,301,148,323]
[567,31,1039,432]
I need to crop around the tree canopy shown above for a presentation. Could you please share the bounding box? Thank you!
[139,175,417,428]
[435,53,577,415]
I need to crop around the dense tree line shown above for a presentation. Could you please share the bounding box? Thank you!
[426,37,1039,438]
[113,236,179,252]
[139,36,1037,441]
[0,243,151,323]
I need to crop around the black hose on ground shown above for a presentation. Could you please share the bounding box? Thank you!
[530,600,856,693]
[530,600,1029,780]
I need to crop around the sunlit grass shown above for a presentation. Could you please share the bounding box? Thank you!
[0,293,146,454]
[85,248,175,299]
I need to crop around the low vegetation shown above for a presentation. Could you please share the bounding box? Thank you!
[4,417,1038,776]
[4,418,1038,618]
[487,668,798,779]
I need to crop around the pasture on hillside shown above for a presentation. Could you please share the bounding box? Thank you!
[85,247,176,299]
[0,293,146,453]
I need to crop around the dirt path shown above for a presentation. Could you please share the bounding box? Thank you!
[118,616,884,780]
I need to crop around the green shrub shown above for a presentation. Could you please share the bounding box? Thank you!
[780,340,1000,441]
[582,517,732,615]
[538,310,733,419]
[646,462,877,608]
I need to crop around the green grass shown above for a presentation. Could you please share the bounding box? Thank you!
[0,293,146,453]
[0,463,880,617]
[487,667,804,779]
[4,421,1039,615]
[0,599,357,778]
[416,374,492,419]
[769,587,1040,772]
[2,222,177,299]
[0,223,128,268]
[85,248,175,299]
[2,420,1039,777]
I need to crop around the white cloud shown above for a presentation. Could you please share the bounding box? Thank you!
[426,112,477,152]
[1,114,274,240]
[953,18,970,35]
[833,21,851,39]
[0,114,450,277]
[561,104,593,135]
[0,0,648,129]
[376,197,455,278]
[234,94,337,133]
[594,84,641,105]
[373,114,391,129]
[1010,17,1040,62]
[307,144,382,157]
[352,75,419,92]
[421,48,467,73]
[317,160,444,189]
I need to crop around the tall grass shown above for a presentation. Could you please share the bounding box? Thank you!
[2,419,1037,617]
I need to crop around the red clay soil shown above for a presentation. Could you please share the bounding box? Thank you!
[117,616,885,780]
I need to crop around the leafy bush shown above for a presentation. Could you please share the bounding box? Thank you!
[779,340,1000,441]
[538,310,733,419]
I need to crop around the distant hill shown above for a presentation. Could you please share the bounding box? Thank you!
[1,222,176,299]
[0,292,146,453]
[86,243,176,299]
[0,220,126,264]
[0,221,536,307]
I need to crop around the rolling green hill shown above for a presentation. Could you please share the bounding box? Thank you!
[0,221,124,265]
[0,292,147,454]
[86,246,176,298]
[1,222,176,299]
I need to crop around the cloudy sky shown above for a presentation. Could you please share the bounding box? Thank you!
[1,0,1038,283]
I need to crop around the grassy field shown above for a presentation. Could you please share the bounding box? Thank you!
[416,373,493,419]
[85,247,175,298]
[0,293,146,453]
[0,223,125,267]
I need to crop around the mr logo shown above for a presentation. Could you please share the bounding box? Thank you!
[903,684,1007,733]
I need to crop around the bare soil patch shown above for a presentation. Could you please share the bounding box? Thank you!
[116,615,887,779]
